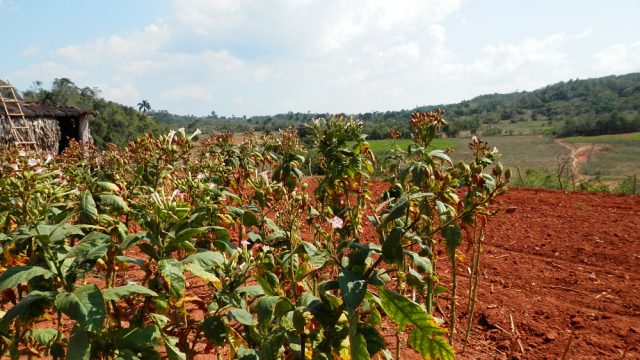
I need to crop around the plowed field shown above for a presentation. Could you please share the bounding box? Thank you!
[387,187,640,359]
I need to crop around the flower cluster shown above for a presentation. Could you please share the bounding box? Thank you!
[409,109,447,129]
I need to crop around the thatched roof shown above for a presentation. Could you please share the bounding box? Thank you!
[0,101,95,118]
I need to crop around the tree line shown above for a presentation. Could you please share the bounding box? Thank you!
[16,72,640,149]
[153,73,640,139]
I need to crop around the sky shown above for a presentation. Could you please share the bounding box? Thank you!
[1,0,639,117]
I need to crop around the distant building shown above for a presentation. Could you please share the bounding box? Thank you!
[0,100,94,154]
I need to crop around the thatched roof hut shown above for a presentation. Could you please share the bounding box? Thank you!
[0,101,94,154]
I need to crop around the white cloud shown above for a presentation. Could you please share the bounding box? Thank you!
[8,62,86,84]
[0,0,17,11]
[173,0,247,36]
[55,23,171,65]
[95,80,141,105]
[593,41,640,74]
[159,84,214,103]
[482,33,569,72]
[20,46,40,57]
[12,0,630,116]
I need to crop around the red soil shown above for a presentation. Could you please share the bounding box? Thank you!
[405,187,640,359]
[307,179,640,359]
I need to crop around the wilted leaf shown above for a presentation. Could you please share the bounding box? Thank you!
[79,190,98,224]
[158,259,185,302]
[102,285,158,301]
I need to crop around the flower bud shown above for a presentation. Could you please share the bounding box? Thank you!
[504,168,512,180]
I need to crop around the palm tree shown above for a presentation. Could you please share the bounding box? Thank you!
[137,99,151,113]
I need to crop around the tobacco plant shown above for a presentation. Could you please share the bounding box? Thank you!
[0,112,508,359]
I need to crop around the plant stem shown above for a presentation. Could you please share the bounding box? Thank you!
[449,250,457,344]
[463,223,484,352]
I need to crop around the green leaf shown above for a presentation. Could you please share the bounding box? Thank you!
[442,224,462,256]
[236,346,259,360]
[259,333,285,359]
[379,288,453,359]
[55,284,106,332]
[66,325,90,360]
[174,227,210,245]
[181,250,225,269]
[379,288,443,333]
[338,270,366,317]
[428,150,453,165]
[201,316,227,346]
[0,266,53,292]
[102,285,158,301]
[96,181,120,193]
[183,263,221,285]
[113,325,161,352]
[79,190,98,224]
[28,328,58,346]
[158,259,185,302]
[241,211,259,227]
[483,173,496,192]
[66,231,111,265]
[254,296,279,331]
[228,308,257,326]
[385,197,408,224]
[0,291,55,332]
[255,273,278,296]
[237,285,264,297]
[382,227,404,265]
[408,331,454,360]
[406,251,432,274]
[162,333,186,360]
[120,231,150,250]
[99,194,130,213]
[350,333,370,360]
[359,326,386,356]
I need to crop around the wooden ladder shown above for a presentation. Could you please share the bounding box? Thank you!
[0,82,37,149]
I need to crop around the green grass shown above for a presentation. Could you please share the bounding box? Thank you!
[372,135,568,174]
[367,138,458,153]
[564,132,640,143]
[563,132,640,181]
[482,120,555,136]
[354,133,639,191]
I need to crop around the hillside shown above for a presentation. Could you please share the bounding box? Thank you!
[17,73,640,147]
[153,73,640,139]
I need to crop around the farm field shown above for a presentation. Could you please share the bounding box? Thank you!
[448,188,640,359]
[369,135,567,173]
[1,119,638,360]
[563,132,640,182]
[370,132,640,190]
[335,181,640,360]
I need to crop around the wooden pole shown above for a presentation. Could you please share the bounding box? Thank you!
[633,174,637,195]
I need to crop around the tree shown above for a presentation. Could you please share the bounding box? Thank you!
[137,99,151,113]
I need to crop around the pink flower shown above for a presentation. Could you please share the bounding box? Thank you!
[241,240,250,247]
[329,216,344,229]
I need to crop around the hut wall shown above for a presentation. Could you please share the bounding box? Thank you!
[78,115,92,143]
[0,115,61,153]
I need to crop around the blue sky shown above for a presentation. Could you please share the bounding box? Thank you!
[2,0,639,116]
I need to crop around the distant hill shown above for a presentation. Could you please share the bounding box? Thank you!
[153,72,640,139]
[19,73,640,147]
